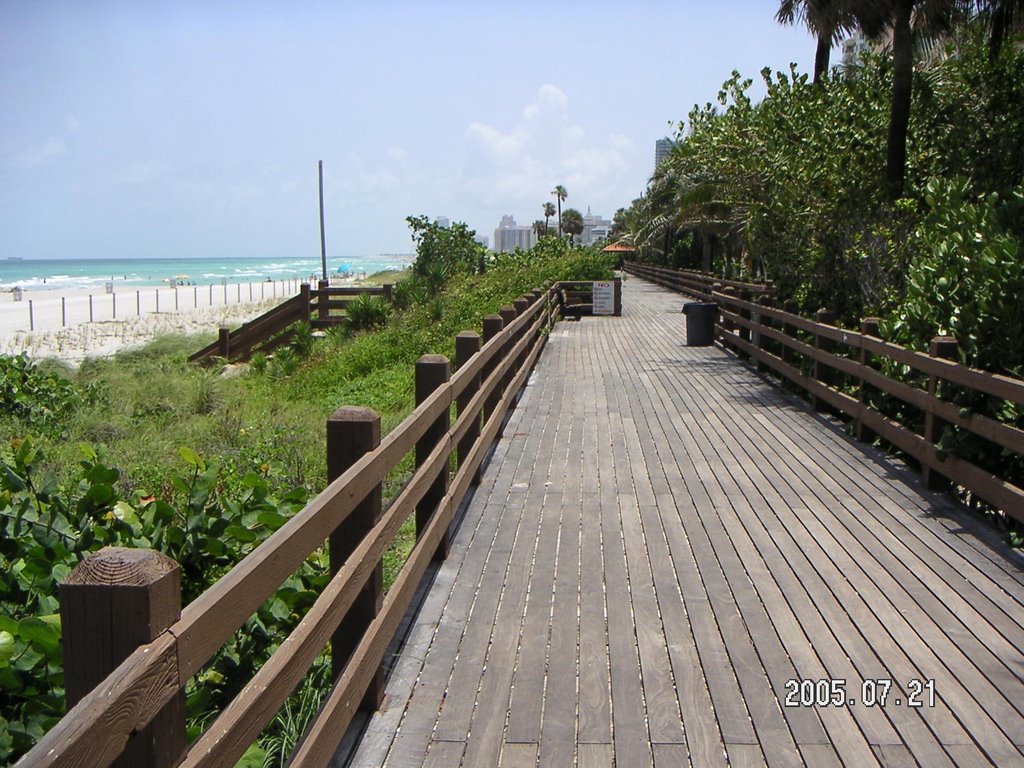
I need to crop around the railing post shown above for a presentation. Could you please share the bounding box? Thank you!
[218,326,231,358]
[317,280,329,322]
[857,318,881,443]
[923,336,959,491]
[300,283,312,324]
[416,354,451,561]
[60,547,185,768]
[737,289,752,360]
[499,306,517,404]
[382,283,394,304]
[782,300,799,369]
[482,314,505,426]
[812,309,837,412]
[756,295,772,373]
[326,406,384,709]
[721,287,737,343]
[614,277,622,316]
[456,331,483,485]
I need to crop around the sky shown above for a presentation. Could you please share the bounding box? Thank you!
[0,1,822,260]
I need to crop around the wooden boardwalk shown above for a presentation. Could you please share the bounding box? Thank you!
[344,277,1024,767]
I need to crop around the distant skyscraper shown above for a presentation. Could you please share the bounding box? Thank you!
[655,138,674,172]
[494,214,536,253]
[841,31,870,72]
[581,206,612,246]
[434,216,450,229]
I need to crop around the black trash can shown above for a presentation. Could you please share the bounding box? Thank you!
[682,302,717,346]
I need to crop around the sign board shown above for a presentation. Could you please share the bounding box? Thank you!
[593,281,615,315]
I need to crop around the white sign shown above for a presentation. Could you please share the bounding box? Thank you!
[593,281,615,315]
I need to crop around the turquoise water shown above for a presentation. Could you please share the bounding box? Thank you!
[0,254,412,292]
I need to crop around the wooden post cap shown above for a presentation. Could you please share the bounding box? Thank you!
[861,317,882,336]
[328,405,380,424]
[930,336,958,358]
[63,547,179,588]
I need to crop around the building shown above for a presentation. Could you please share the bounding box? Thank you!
[434,216,450,229]
[655,138,674,172]
[581,206,612,246]
[841,31,871,72]
[474,234,490,249]
[493,215,536,253]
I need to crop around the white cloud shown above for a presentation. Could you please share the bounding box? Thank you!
[387,146,408,163]
[462,84,637,216]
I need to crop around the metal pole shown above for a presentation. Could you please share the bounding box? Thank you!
[319,160,327,282]
[89,294,93,323]
[29,300,33,331]
[137,290,141,316]
[113,292,116,319]
[62,297,66,327]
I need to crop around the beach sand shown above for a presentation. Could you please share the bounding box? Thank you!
[0,281,298,364]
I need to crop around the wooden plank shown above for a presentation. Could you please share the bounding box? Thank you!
[671,335,1024,765]
[499,742,538,768]
[422,740,465,767]
[577,743,613,768]
[19,632,179,768]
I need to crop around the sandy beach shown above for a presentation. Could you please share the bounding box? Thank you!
[0,280,301,364]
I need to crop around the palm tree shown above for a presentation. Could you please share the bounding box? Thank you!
[976,0,1024,58]
[532,220,546,239]
[552,185,567,237]
[776,0,863,82]
[851,0,967,200]
[560,208,585,245]
[543,202,556,236]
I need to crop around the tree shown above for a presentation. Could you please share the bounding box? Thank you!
[543,202,556,235]
[552,185,568,237]
[561,208,585,244]
[532,220,546,238]
[406,215,486,281]
[776,0,863,82]
[851,0,969,200]
[976,0,1024,59]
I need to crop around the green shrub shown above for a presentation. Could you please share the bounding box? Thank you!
[0,354,86,436]
[346,293,393,331]
[290,321,315,358]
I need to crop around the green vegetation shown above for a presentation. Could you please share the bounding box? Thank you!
[620,17,1024,369]
[0,235,612,764]
[617,10,1023,529]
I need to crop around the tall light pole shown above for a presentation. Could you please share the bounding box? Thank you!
[318,160,327,282]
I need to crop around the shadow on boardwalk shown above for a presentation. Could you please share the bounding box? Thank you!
[342,277,1024,768]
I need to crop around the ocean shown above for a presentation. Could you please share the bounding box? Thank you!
[0,254,413,292]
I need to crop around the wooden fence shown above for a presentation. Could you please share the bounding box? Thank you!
[623,261,774,301]
[189,283,394,363]
[18,284,591,768]
[623,261,1024,522]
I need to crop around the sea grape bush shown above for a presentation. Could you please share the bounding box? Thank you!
[0,354,89,437]
[0,437,324,763]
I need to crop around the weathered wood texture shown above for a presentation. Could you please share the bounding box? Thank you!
[189,284,393,363]
[25,292,557,768]
[348,277,1024,768]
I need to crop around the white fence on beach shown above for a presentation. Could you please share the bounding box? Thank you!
[6,279,303,335]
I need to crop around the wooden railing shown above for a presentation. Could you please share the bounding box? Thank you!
[623,261,773,301]
[189,283,393,363]
[709,291,1024,522]
[625,261,1024,521]
[20,283,613,768]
